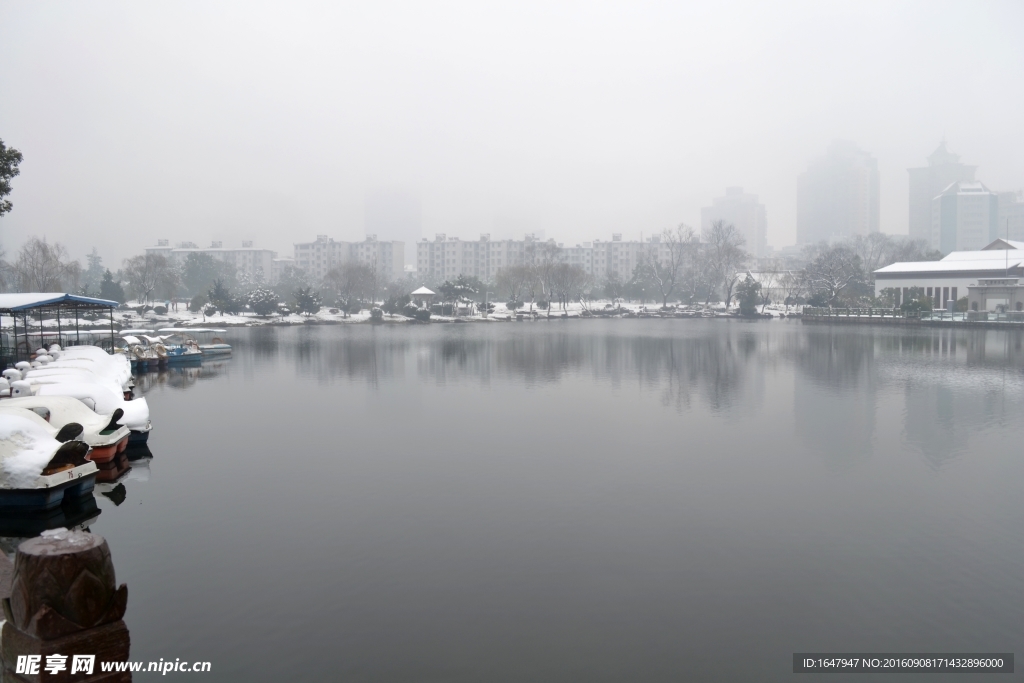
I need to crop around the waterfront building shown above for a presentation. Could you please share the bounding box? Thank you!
[145,240,282,283]
[908,142,977,242]
[293,235,404,283]
[797,141,880,244]
[966,278,1024,313]
[701,187,767,258]
[930,181,1000,253]
[873,238,1024,308]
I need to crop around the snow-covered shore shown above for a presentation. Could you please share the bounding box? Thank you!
[3,301,801,331]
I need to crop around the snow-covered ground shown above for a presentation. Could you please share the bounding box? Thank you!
[3,300,803,332]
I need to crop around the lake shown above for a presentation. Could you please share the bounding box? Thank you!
[80,320,1024,680]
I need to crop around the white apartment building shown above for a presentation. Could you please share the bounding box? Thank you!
[931,181,1000,253]
[293,235,405,283]
[145,240,282,283]
[416,234,533,282]
[416,233,662,283]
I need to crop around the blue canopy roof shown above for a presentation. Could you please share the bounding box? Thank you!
[0,293,119,313]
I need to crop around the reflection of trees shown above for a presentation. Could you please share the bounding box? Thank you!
[273,325,761,411]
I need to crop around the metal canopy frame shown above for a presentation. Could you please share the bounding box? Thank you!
[0,294,119,366]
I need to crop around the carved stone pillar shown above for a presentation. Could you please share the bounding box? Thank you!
[1,530,130,682]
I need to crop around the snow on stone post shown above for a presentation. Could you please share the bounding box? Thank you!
[1,529,131,682]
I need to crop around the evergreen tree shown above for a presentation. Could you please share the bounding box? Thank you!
[99,269,126,304]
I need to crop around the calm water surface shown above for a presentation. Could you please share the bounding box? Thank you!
[81,321,1024,680]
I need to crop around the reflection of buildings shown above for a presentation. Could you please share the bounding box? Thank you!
[790,329,877,464]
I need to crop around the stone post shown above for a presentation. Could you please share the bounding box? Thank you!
[1,529,130,682]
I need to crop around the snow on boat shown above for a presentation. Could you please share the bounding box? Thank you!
[0,396,130,463]
[21,381,152,444]
[163,328,232,356]
[0,410,98,510]
[156,331,203,364]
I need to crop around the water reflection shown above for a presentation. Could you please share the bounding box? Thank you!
[132,362,232,393]
[87,321,1024,681]
[0,497,101,559]
[122,323,1002,479]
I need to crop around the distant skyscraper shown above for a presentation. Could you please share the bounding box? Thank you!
[701,187,767,258]
[364,188,421,265]
[907,141,976,242]
[997,191,1024,243]
[931,181,999,253]
[797,141,880,244]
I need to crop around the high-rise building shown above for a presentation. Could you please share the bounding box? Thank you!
[364,189,421,266]
[931,181,999,253]
[997,191,1024,243]
[908,141,977,242]
[701,187,767,258]
[797,141,879,244]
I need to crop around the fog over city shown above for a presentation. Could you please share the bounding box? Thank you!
[1,0,1022,264]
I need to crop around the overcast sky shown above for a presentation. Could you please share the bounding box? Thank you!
[1,1,1022,265]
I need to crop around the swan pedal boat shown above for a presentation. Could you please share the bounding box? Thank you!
[0,410,98,510]
[0,396,131,463]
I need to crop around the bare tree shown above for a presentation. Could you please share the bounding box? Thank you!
[642,224,697,308]
[323,262,375,316]
[533,241,562,317]
[803,243,864,306]
[703,220,748,307]
[549,263,591,314]
[13,238,82,292]
[756,260,782,313]
[122,253,172,303]
[777,270,806,310]
[495,264,535,307]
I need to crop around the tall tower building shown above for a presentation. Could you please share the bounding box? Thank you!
[907,142,976,242]
[931,181,999,253]
[701,187,767,258]
[797,141,880,245]
[364,188,421,266]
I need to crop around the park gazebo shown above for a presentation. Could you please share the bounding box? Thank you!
[0,293,120,366]
[411,286,435,307]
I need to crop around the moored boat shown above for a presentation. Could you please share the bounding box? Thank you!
[0,411,98,510]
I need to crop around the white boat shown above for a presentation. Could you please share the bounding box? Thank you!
[0,410,98,510]
[156,330,203,364]
[11,380,153,445]
[0,395,131,462]
[160,328,231,356]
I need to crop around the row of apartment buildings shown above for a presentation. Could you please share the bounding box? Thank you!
[415,233,674,284]
[145,240,295,284]
[146,236,405,285]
